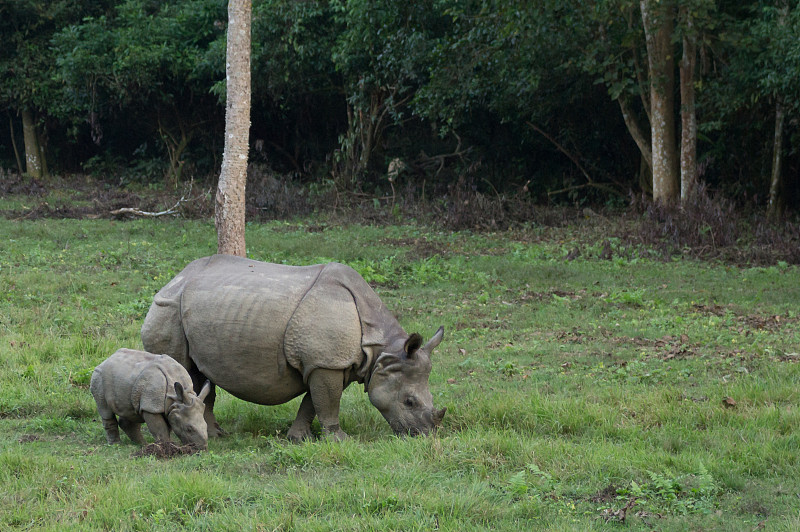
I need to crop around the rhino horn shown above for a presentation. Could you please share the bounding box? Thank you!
[422,326,444,354]
[197,380,212,402]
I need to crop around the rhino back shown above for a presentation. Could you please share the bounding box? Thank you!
[92,349,168,420]
[179,256,323,404]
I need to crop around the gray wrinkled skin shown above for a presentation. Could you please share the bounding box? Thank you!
[141,255,446,441]
[90,348,210,449]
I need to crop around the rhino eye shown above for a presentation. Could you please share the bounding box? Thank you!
[404,397,415,408]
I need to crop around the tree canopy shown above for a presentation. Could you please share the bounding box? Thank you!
[1,0,798,210]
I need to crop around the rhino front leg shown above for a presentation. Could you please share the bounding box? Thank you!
[142,412,171,443]
[188,367,226,438]
[307,368,348,441]
[287,393,316,443]
[118,417,146,445]
[198,383,227,438]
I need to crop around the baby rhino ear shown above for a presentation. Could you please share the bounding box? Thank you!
[173,382,188,403]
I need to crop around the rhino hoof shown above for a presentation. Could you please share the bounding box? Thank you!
[287,426,314,443]
[324,428,349,442]
[208,423,227,438]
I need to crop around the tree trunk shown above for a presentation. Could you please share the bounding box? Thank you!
[641,0,679,203]
[9,114,24,175]
[617,95,652,173]
[679,13,698,203]
[767,99,785,218]
[21,108,42,179]
[215,0,251,257]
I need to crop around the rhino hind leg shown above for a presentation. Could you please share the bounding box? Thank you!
[307,368,348,441]
[118,417,146,445]
[141,296,190,370]
[100,414,121,444]
[92,386,122,444]
[287,393,316,443]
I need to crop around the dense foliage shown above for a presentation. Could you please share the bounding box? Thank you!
[1,0,798,209]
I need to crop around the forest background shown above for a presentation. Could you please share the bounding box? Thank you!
[3,0,800,220]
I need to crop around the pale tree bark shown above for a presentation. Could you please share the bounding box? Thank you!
[679,12,698,203]
[21,108,43,179]
[767,99,785,218]
[215,0,251,257]
[617,95,652,173]
[641,0,679,203]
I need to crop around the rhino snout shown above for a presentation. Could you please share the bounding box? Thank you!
[392,407,447,437]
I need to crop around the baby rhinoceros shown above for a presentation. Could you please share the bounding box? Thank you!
[90,348,211,449]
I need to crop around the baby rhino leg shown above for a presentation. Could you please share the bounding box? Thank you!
[92,391,122,444]
[118,417,146,445]
[100,414,121,444]
[142,412,172,443]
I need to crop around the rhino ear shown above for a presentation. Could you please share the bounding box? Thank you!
[197,380,212,402]
[422,326,444,354]
[173,382,188,403]
[404,333,423,358]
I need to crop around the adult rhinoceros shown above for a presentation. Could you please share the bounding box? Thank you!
[141,254,446,441]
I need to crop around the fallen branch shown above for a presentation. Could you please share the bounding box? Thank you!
[547,182,621,198]
[110,180,199,217]
[110,205,182,217]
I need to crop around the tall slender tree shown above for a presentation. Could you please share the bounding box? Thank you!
[679,6,698,202]
[641,0,680,203]
[216,0,252,256]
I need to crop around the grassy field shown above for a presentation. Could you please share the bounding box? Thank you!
[1,213,799,530]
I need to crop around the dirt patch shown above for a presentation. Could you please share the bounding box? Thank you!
[514,289,586,304]
[381,236,449,259]
[692,303,798,332]
[590,484,621,504]
[0,174,47,196]
[18,434,40,443]
[132,441,202,459]
[1,174,210,221]
[554,329,586,344]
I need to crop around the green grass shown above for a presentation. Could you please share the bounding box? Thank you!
[1,215,799,530]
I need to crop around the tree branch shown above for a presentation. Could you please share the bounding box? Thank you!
[526,121,594,183]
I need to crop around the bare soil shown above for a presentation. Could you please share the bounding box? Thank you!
[132,441,201,459]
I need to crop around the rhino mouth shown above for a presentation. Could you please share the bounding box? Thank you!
[390,418,442,437]
[391,423,430,437]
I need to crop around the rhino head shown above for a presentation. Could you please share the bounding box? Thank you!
[368,327,446,436]
[166,380,211,449]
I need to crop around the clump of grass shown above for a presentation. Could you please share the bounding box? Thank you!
[1,209,799,530]
[630,183,800,264]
